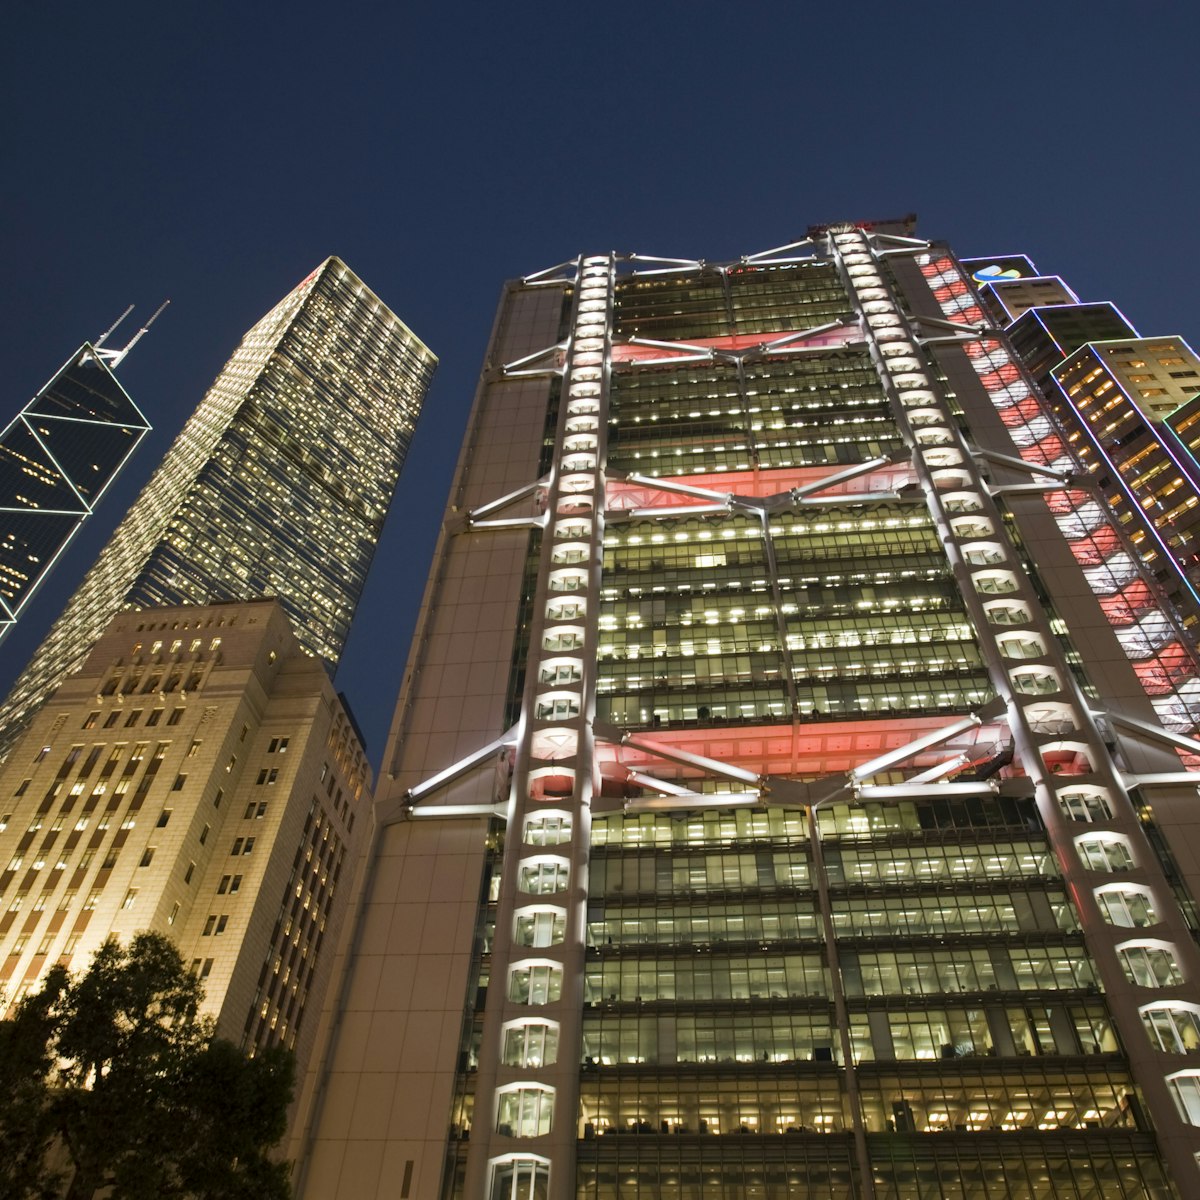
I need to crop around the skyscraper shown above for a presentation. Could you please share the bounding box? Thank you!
[0,258,436,757]
[294,224,1200,1200]
[0,339,152,646]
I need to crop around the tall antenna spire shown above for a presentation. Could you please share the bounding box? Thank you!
[101,299,170,368]
[93,304,134,351]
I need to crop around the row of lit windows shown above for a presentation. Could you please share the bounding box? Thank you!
[841,943,1094,997]
[80,705,187,732]
[610,399,891,435]
[603,533,948,577]
[591,808,805,848]
[577,941,1095,1002]
[610,355,879,397]
[588,901,823,946]
[596,679,991,728]
[613,268,849,342]
[611,306,857,342]
[823,839,1056,885]
[588,800,1038,849]
[573,1150,1169,1200]
[600,578,962,617]
[587,888,1074,945]
[589,850,811,897]
[579,999,1116,1067]
[597,641,982,677]
[577,1060,1140,1137]
[585,954,827,1003]
[606,508,934,544]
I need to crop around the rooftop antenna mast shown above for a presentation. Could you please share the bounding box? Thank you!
[98,299,170,369]
[92,304,134,351]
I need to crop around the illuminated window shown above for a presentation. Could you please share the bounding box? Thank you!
[502,1021,559,1068]
[488,1157,550,1200]
[523,814,572,845]
[1076,835,1134,873]
[508,962,563,1005]
[495,1084,555,1138]
[1167,1072,1200,1126]
[1096,885,1156,927]
[518,858,569,895]
[1058,788,1113,823]
[1117,942,1183,988]
[514,908,566,948]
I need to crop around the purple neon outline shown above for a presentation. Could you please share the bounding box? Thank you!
[981,276,1084,325]
[988,273,1081,303]
[1014,303,1140,363]
[961,253,1040,276]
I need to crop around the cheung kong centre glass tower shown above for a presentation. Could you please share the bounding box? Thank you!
[0,257,436,756]
[293,222,1200,1200]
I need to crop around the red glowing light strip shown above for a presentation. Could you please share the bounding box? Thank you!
[593,716,1007,782]
[606,464,913,512]
[610,324,860,363]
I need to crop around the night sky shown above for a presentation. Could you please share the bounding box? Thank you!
[4,2,1200,766]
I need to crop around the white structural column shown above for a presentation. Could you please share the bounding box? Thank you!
[463,256,615,1200]
[831,226,1200,1189]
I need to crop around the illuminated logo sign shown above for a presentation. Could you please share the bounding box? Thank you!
[971,263,1024,284]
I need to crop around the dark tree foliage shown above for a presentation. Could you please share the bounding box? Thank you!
[0,933,293,1200]
[0,965,68,1200]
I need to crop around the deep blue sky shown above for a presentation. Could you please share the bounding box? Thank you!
[3,2,1200,766]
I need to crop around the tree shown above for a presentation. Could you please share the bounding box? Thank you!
[176,1040,294,1200]
[0,965,69,1200]
[0,933,293,1200]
